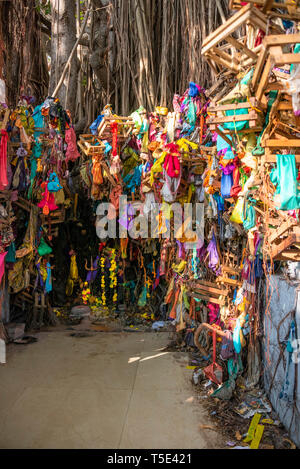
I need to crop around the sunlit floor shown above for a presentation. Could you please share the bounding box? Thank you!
[0,329,221,449]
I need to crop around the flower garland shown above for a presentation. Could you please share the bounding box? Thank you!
[100,256,106,307]
[82,282,91,305]
[109,249,118,304]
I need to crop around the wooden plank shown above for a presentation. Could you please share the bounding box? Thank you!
[187,292,226,306]
[211,46,240,66]
[277,102,293,111]
[214,127,234,147]
[205,51,239,72]
[252,43,269,91]
[191,280,222,289]
[209,101,255,112]
[208,112,258,124]
[222,266,241,274]
[274,250,300,261]
[263,0,275,12]
[272,53,300,66]
[216,276,242,286]
[202,4,253,50]
[193,284,228,296]
[256,55,273,101]
[265,139,300,147]
[264,33,300,47]
[230,0,300,19]
[226,35,258,60]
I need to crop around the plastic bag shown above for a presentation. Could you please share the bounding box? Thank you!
[230,197,244,224]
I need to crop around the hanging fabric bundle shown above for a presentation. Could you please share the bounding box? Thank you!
[13,146,28,192]
[120,238,128,259]
[66,253,79,297]
[37,182,58,215]
[207,231,220,273]
[161,144,181,202]
[270,154,300,210]
[108,184,123,220]
[230,196,244,224]
[0,130,8,190]
[220,162,235,199]
[242,198,256,231]
[230,166,242,198]
[35,259,45,290]
[159,240,168,276]
[37,237,52,257]
[5,242,16,264]
[207,303,221,326]
[110,122,121,176]
[45,262,52,293]
[169,287,180,319]
[48,172,62,192]
[90,114,104,135]
[138,285,148,307]
[163,143,181,178]
[92,154,103,185]
[65,127,80,163]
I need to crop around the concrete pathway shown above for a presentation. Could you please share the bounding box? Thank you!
[0,330,222,449]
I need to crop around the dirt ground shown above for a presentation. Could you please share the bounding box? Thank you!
[0,327,226,449]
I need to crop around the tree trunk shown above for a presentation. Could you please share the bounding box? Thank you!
[49,0,78,116]
[0,0,48,107]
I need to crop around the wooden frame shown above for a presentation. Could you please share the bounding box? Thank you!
[229,0,300,21]
[78,134,105,156]
[187,279,228,306]
[258,91,300,158]
[40,207,65,226]
[262,119,300,153]
[207,98,265,135]
[202,4,280,74]
[252,34,300,101]
[12,196,33,213]
[97,116,134,141]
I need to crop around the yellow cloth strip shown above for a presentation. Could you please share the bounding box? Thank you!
[250,424,264,450]
[243,413,261,443]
